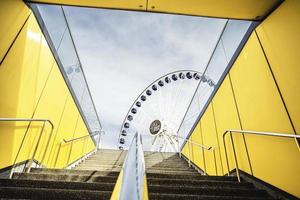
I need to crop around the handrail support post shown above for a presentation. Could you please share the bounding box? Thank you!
[229,131,241,182]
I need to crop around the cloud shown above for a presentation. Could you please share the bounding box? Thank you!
[61,6,227,149]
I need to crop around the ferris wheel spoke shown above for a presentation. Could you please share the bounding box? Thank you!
[118,70,215,151]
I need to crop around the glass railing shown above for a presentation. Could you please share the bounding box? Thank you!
[177,20,255,146]
[29,4,102,142]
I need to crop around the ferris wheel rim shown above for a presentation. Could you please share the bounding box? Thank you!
[118,69,215,149]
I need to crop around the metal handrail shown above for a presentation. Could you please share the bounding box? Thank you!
[223,129,300,182]
[62,132,99,143]
[0,118,54,178]
[169,134,216,175]
[118,132,146,200]
[54,131,101,168]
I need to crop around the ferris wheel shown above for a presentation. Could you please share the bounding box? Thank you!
[118,70,215,152]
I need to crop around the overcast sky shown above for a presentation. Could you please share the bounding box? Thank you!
[60,7,226,149]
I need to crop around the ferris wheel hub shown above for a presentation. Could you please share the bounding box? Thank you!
[149,120,162,136]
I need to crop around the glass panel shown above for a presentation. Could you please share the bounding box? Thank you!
[177,19,253,141]
[37,5,67,49]
[34,4,102,137]
[221,20,252,60]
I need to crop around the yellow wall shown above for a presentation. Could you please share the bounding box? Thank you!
[0,0,31,62]
[255,0,300,134]
[183,0,300,197]
[1,0,299,197]
[28,0,281,20]
[0,1,95,170]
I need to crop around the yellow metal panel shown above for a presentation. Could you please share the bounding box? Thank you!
[0,14,53,168]
[181,140,189,159]
[200,104,222,176]
[34,36,56,106]
[143,175,149,200]
[256,0,300,133]
[212,76,251,174]
[230,32,300,197]
[69,116,92,164]
[0,5,91,170]
[110,169,123,200]
[46,93,79,168]
[29,62,69,164]
[147,0,281,20]
[0,0,31,62]
[190,122,205,171]
[31,0,146,11]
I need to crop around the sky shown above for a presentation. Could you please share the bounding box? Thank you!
[61,7,227,149]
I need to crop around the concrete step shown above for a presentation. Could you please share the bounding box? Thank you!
[0,179,114,191]
[145,158,184,162]
[146,173,238,181]
[147,177,254,189]
[149,193,274,200]
[0,187,111,200]
[76,165,121,169]
[74,168,121,172]
[146,167,196,171]
[3,150,275,200]
[80,160,123,163]
[77,163,122,167]
[148,185,269,198]
[13,173,118,183]
[146,170,200,175]
[30,168,119,176]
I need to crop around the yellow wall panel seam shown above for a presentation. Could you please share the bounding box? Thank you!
[0,13,32,65]
[66,113,80,166]
[199,121,207,174]
[227,73,253,175]
[254,30,298,137]
[210,102,224,175]
[229,32,299,196]
[44,87,70,165]
[254,0,300,134]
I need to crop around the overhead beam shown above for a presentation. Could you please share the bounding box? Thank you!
[25,0,283,21]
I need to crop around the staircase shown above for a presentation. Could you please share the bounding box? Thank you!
[0,150,276,199]
[145,152,274,200]
[0,149,124,200]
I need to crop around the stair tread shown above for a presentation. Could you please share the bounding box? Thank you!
[147,178,253,188]
[0,186,111,200]
[148,184,269,197]
[0,178,115,191]
[12,173,118,183]
[149,193,274,200]
[2,150,274,200]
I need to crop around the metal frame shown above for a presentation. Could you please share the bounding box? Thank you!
[61,6,103,132]
[24,0,283,21]
[0,118,54,178]
[223,130,300,182]
[169,134,215,175]
[54,131,101,168]
[119,132,147,200]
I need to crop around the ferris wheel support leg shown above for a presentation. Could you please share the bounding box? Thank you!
[161,134,175,152]
[175,134,181,158]
[151,135,159,151]
[166,135,179,153]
